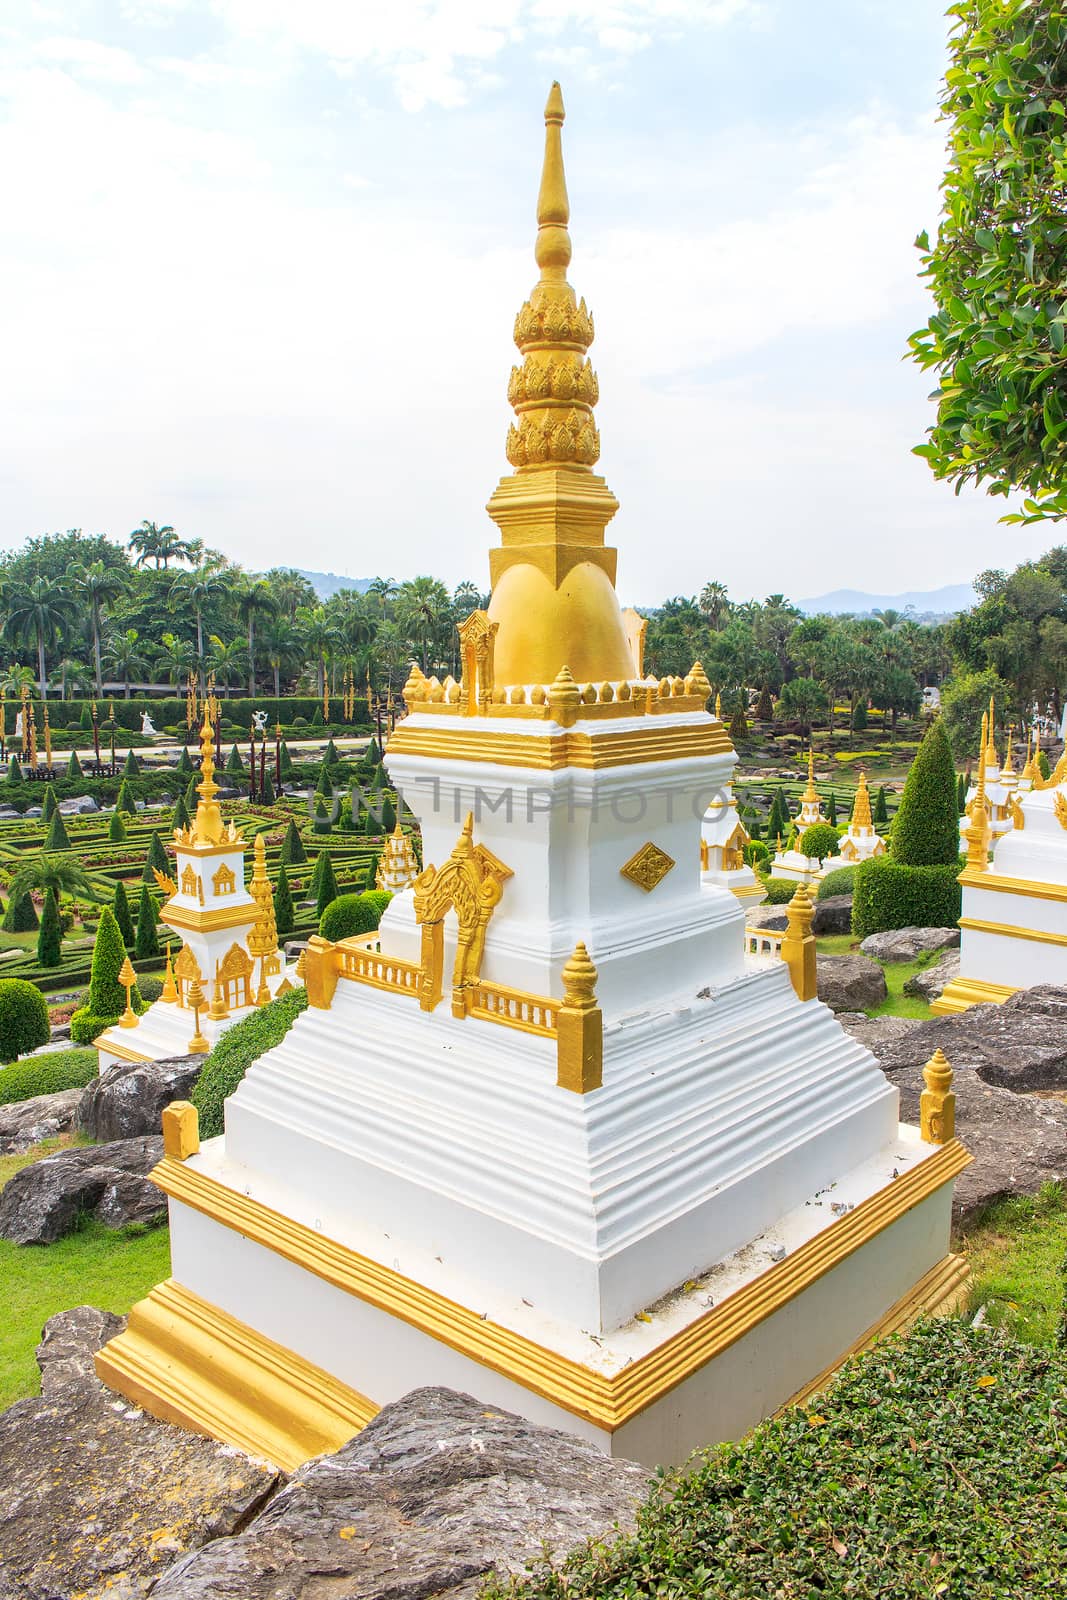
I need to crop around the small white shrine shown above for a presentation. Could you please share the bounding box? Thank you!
[97,86,969,1475]
[769,750,831,885]
[375,820,420,894]
[958,703,1021,849]
[836,772,886,865]
[96,719,298,1069]
[936,735,1067,1014]
[700,776,763,906]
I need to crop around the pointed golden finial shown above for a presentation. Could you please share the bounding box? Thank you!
[965,753,991,870]
[853,770,873,830]
[191,712,226,846]
[161,941,178,1003]
[1002,723,1016,778]
[802,747,819,805]
[782,884,817,1002]
[987,696,999,767]
[536,82,570,280]
[1022,725,1035,782]
[714,691,722,720]
[920,1049,955,1144]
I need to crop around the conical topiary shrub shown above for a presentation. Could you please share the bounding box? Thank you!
[115,778,137,816]
[144,830,170,884]
[274,863,294,938]
[176,746,193,774]
[112,880,135,945]
[957,770,967,815]
[8,757,22,784]
[891,719,959,865]
[315,763,333,799]
[45,809,71,851]
[41,787,57,824]
[226,743,244,773]
[109,810,127,843]
[260,769,276,804]
[36,887,63,968]
[874,784,889,827]
[314,850,338,917]
[279,741,295,779]
[72,905,144,1038]
[124,749,141,776]
[135,884,159,959]
[3,889,38,933]
[313,795,332,834]
[280,817,307,865]
[66,750,82,779]
[185,773,199,811]
[380,794,397,834]
[173,793,191,833]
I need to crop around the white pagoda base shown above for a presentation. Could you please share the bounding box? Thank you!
[97,958,967,1469]
[96,968,297,1070]
[701,864,765,905]
[769,848,826,886]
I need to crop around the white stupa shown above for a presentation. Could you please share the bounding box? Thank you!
[699,755,763,906]
[769,750,831,884]
[836,771,886,865]
[95,718,298,1070]
[97,86,969,1474]
[374,820,420,894]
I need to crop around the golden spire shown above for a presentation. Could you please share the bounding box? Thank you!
[986,696,999,768]
[247,832,278,1007]
[485,84,634,688]
[192,713,225,846]
[965,755,991,870]
[1022,726,1035,782]
[852,770,873,830]
[801,748,819,804]
[1001,723,1016,779]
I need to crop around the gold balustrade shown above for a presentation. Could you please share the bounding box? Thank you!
[335,939,421,997]
[466,980,559,1036]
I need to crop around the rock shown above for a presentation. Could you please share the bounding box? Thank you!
[153,1387,647,1600]
[812,894,852,935]
[837,1012,922,1058]
[78,1054,203,1142]
[23,807,42,819]
[816,953,887,1012]
[49,1021,72,1041]
[0,1089,82,1156]
[872,985,1067,1093]
[743,904,788,932]
[859,926,960,963]
[283,940,309,960]
[0,1306,280,1599]
[58,795,97,814]
[902,950,960,1002]
[0,1135,165,1244]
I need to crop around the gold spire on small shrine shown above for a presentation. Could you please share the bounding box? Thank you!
[1021,727,1035,783]
[182,713,241,849]
[801,748,819,806]
[485,83,634,688]
[986,696,999,768]
[1001,723,1016,779]
[964,757,991,870]
[852,770,873,830]
[247,832,278,1006]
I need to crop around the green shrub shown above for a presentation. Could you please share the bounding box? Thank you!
[817,865,857,900]
[192,986,309,1138]
[280,817,307,865]
[279,740,295,778]
[851,698,868,730]
[826,792,838,826]
[891,719,959,865]
[799,822,839,861]
[319,893,381,942]
[274,863,294,937]
[729,704,748,743]
[361,889,393,921]
[45,809,71,851]
[185,773,198,811]
[173,794,191,832]
[108,810,126,843]
[176,746,193,774]
[36,888,63,967]
[69,1009,114,1045]
[135,884,159,959]
[260,770,276,804]
[766,790,790,842]
[0,978,50,1062]
[761,877,799,904]
[325,738,339,765]
[112,880,135,946]
[851,858,962,937]
[755,685,774,720]
[8,757,23,783]
[873,784,889,826]
[380,794,397,833]
[3,890,39,933]
[144,831,170,884]
[1039,749,1052,781]
[66,750,82,779]
[0,1047,97,1104]
[124,749,141,776]
[311,705,324,725]
[139,975,164,1003]
[314,851,339,917]
[957,770,968,815]
[367,736,382,765]
[86,906,144,1018]
[0,1046,93,1102]
[743,840,770,869]
[225,743,244,773]
[315,763,333,798]
[41,787,57,823]
[291,716,308,728]
[115,778,137,816]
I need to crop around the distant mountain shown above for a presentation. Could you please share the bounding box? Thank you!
[293,569,374,601]
[796,583,976,619]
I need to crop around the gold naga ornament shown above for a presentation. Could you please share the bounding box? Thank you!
[413,813,508,1018]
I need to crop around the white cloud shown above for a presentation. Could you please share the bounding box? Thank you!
[33,35,143,83]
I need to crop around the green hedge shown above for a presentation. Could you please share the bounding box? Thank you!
[851,857,961,937]
[44,695,373,733]
[192,986,309,1139]
[482,1321,1067,1600]
[319,892,382,942]
[817,865,857,901]
[0,978,50,1062]
[799,822,839,861]
[761,877,799,904]
[0,1047,98,1104]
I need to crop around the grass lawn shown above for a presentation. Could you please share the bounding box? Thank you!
[0,1137,169,1410]
[959,1182,1067,1347]
[815,932,935,1020]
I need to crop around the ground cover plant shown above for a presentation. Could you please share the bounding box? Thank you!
[485,1319,1067,1600]
[0,1047,97,1104]
[961,1181,1067,1348]
[192,984,310,1138]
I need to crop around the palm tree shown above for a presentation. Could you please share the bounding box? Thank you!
[70,560,127,696]
[297,607,340,699]
[128,520,191,570]
[105,628,149,698]
[180,563,233,693]
[206,634,249,698]
[262,616,301,698]
[366,576,397,613]
[9,854,95,904]
[699,581,731,631]
[1,664,36,698]
[396,576,451,674]
[55,655,92,701]
[235,578,277,696]
[4,576,74,696]
[154,632,196,687]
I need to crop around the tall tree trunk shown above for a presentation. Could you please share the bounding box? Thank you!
[248,619,255,697]
[93,608,103,698]
[274,664,280,697]
[196,611,206,696]
[37,634,47,699]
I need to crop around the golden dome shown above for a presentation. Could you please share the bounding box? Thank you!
[489,559,635,686]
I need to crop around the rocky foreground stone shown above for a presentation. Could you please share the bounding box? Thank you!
[0,1307,280,1600]
[153,1386,647,1600]
[78,1054,202,1142]
[859,926,960,963]
[816,953,887,1012]
[0,1310,646,1600]
[0,1088,82,1155]
[0,1134,165,1244]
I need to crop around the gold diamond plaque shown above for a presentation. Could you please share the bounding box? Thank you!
[620,842,676,893]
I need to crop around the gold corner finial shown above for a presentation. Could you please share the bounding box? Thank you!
[920,1048,955,1143]
[536,81,570,278]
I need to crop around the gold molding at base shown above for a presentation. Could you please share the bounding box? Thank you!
[95,1278,377,1472]
[152,1139,970,1432]
[163,901,259,934]
[386,718,730,771]
[95,1033,154,1064]
[931,976,1018,1015]
[783,1252,970,1412]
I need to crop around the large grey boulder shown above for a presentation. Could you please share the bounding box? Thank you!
[153,1387,647,1600]
[837,1012,922,1058]
[0,1088,82,1155]
[872,985,1067,1093]
[58,795,97,814]
[812,894,852,935]
[816,953,887,1013]
[743,903,788,932]
[78,1054,202,1142]
[903,949,960,1002]
[0,1135,165,1244]
[859,926,960,963]
[0,1306,280,1599]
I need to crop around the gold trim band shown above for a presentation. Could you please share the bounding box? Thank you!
[163,901,260,933]
[387,719,730,771]
[95,1278,377,1472]
[958,868,1067,903]
[153,1140,970,1432]
[959,915,1067,947]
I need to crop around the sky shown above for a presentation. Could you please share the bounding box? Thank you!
[0,1,1043,606]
